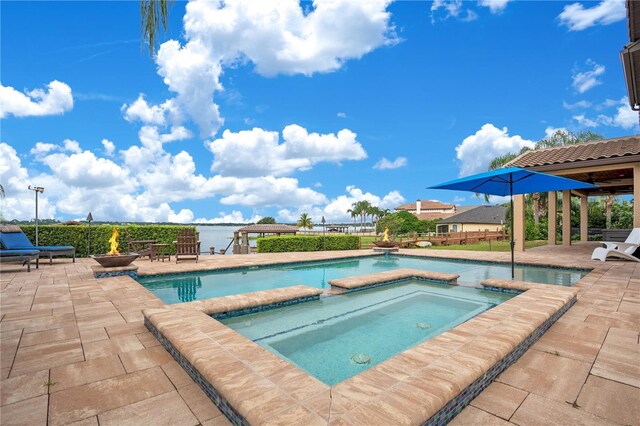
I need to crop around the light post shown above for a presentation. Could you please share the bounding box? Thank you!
[86,212,93,256]
[27,186,45,246]
[321,216,326,251]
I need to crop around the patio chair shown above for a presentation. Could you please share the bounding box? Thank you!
[175,229,200,263]
[591,228,640,263]
[0,249,40,272]
[0,225,75,264]
[123,230,155,260]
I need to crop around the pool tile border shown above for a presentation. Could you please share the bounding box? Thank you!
[328,268,459,292]
[144,272,579,425]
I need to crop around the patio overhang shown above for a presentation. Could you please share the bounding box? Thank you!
[506,136,640,250]
[622,0,640,111]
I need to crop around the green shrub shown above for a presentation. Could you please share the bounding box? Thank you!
[18,224,194,257]
[256,235,359,253]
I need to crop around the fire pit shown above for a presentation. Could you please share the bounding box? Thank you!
[91,227,140,278]
[373,227,400,248]
[91,253,139,268]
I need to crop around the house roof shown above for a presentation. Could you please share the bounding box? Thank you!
[394,200,455,210]
[506,136,640,168]
[438,205,507,224]
[237,224,298,233]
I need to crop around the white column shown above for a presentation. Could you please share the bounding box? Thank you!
[548,191,557,245]
[634,164,640,228]
[514,195,526,252]
[562,190,571,246]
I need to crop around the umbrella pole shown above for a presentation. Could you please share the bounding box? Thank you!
[510,179,515,280]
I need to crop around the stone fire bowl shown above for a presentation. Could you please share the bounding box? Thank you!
[373,241,400,248]
[91,253,139,268]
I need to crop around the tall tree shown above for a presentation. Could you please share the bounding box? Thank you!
[141,0,173,56]
[297,213,313,230]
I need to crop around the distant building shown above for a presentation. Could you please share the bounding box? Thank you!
[394,200,468,221]
[436,205,507,234]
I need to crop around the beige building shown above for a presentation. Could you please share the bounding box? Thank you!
[436,205,506,234]
[394,200,462,221]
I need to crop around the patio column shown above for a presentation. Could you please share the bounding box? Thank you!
[562,190,571,246]
[580,195,588,242]
[514,194,526,252]
[635,164,640,228]
[548,191,557,245]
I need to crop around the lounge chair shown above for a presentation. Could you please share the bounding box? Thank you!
[0,225,75,264]
[591,228,640,263]
[0,249,40,272]
[175,229,200,263]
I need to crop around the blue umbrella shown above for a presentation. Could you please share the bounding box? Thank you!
[428,167,598,279]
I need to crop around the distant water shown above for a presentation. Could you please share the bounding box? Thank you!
[196,225,240,255]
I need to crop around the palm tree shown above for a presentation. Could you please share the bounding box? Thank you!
[297,213,313,230]
[0,184,4,199]
[141,0,173,56]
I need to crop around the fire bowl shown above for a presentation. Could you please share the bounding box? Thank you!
[91,253,139,268]
[373,241,400,248]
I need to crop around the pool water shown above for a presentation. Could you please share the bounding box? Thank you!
[138,255,587,304]
[221,279,513,385]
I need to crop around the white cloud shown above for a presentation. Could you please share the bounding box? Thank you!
[431,0,478,22]
[194,210,261,224]
[558,0,625,31]
[478,0,511,14]
[102,139,115,156]
[571,97,639,130]
[613,103,639,129]
[563,100,592,110]
[572,114,599,127]
[215,175,328,207]
[337,112,346,118]
[0,81,73,118]
[122,95,181,126]
[206,124,366,177]
[277,185,405,223]
[0,143,57,220]
[154,0,396,136]
[572,60,605,94]
[373,156,407,170]
[455,123,535,177]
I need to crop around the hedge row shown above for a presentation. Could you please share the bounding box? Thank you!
[256,235,359,253]
[17,224,195,257]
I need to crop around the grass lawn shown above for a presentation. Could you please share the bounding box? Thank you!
[426,240,548,251]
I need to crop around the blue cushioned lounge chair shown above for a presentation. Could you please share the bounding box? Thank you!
[0,249,40,272]
[0,225,75,264]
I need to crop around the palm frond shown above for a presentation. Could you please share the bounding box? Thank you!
[141,0,173,57]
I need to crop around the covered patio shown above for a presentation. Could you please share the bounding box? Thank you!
[507,135,640,251]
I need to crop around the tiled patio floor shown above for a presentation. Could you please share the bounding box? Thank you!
[0,243,638,425]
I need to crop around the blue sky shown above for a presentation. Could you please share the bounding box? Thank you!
[1,0,636,224]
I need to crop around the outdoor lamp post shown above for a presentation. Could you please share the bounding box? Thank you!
[321,216,326,251]
[28,186,45,246]
[86,212,93,256]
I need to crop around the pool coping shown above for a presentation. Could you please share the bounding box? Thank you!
[328,268,459,292]
[143,271,579,425]
[135,250,593,280]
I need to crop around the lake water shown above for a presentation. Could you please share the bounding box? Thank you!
[195,225,239,255]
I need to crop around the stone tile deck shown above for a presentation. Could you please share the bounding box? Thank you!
[0,243,638,425]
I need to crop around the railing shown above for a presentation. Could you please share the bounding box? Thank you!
[359,230,508,249]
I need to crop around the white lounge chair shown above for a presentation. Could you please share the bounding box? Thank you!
[591,228,640,262]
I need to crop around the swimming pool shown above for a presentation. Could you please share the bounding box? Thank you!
[221,279,513,385]
[138,254,587,304]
